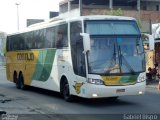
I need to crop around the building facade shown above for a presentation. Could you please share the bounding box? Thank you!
[59,0,160,33]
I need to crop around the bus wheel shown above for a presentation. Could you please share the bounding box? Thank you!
[14,73,20,89]
[62,79,73,102]
[18,73,26,90]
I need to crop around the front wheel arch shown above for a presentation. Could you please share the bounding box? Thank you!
[60,76,74,102]
[60,76,67,94]
[18,72,26,90]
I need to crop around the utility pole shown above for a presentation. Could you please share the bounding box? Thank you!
[79,0,82,16]
[109,0,113,10]
[15,3,20,31]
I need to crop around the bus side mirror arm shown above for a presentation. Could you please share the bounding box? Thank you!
[80,33,91,53]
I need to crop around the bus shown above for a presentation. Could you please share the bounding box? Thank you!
[6,15,146,101]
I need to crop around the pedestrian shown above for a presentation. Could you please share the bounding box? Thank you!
[151,63,158,81]
[146,67,152,81]
[157,80,160,91]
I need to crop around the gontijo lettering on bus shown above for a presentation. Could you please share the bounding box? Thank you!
[17,53,34,61]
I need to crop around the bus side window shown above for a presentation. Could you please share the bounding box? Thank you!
[62,24,68,47]
[37,42,43,49]
[45,27,55,48]
[56,31,63,48]
[19,43,24,50]
[13,44,18,50]
[56,24,68,48]
[25,32,33,49]
[28,43,32,49]
[6,37,10,51]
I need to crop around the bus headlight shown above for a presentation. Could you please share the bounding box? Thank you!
[87,78,104,85]
[137,76,145,83]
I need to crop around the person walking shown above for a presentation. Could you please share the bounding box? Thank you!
[152,63,158,81]
[157,78,160,91]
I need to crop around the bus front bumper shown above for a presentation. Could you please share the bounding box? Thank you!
[80,81,146,99]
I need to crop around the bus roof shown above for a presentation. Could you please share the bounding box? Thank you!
[9,15,137,35]
[71,15,136,21]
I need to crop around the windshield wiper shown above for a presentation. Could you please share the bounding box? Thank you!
[104,43,120,74]
[112,43,117,65]
[118,46,135,74]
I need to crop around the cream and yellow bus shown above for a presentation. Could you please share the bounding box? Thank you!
[6,15,146,101]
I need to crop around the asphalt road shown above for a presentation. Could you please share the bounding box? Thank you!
[0,66,160,120]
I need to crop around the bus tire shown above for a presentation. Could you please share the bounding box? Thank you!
[14,73,20,89]
[62,79,73,102]
[18,73,26,90]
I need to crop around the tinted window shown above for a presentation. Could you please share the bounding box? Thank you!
[70,21,86,77]
[6,36,11,51]
[46,27,56,48]
[86,20,140,35]
[56,24,68,48]
[6,34,25,51]
[7,23,68,51]
[25,32,34,49]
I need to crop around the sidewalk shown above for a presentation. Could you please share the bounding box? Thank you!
[146,80,159,89]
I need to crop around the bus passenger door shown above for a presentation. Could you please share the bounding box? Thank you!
[70,22,86,79]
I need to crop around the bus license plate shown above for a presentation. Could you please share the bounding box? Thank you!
[116,89,125,93]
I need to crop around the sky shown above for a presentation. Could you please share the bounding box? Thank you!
[0,0,61,34]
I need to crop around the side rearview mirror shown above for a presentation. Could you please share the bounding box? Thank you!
[80,33,91,53]
[148,35,154,50]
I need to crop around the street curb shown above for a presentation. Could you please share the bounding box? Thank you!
[146,85,157,89]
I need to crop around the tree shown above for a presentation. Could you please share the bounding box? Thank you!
[137,19,142,29]
[106,8,124,16]
[106,8,142,29]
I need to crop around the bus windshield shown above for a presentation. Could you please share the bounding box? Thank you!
[85,20,145,75]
